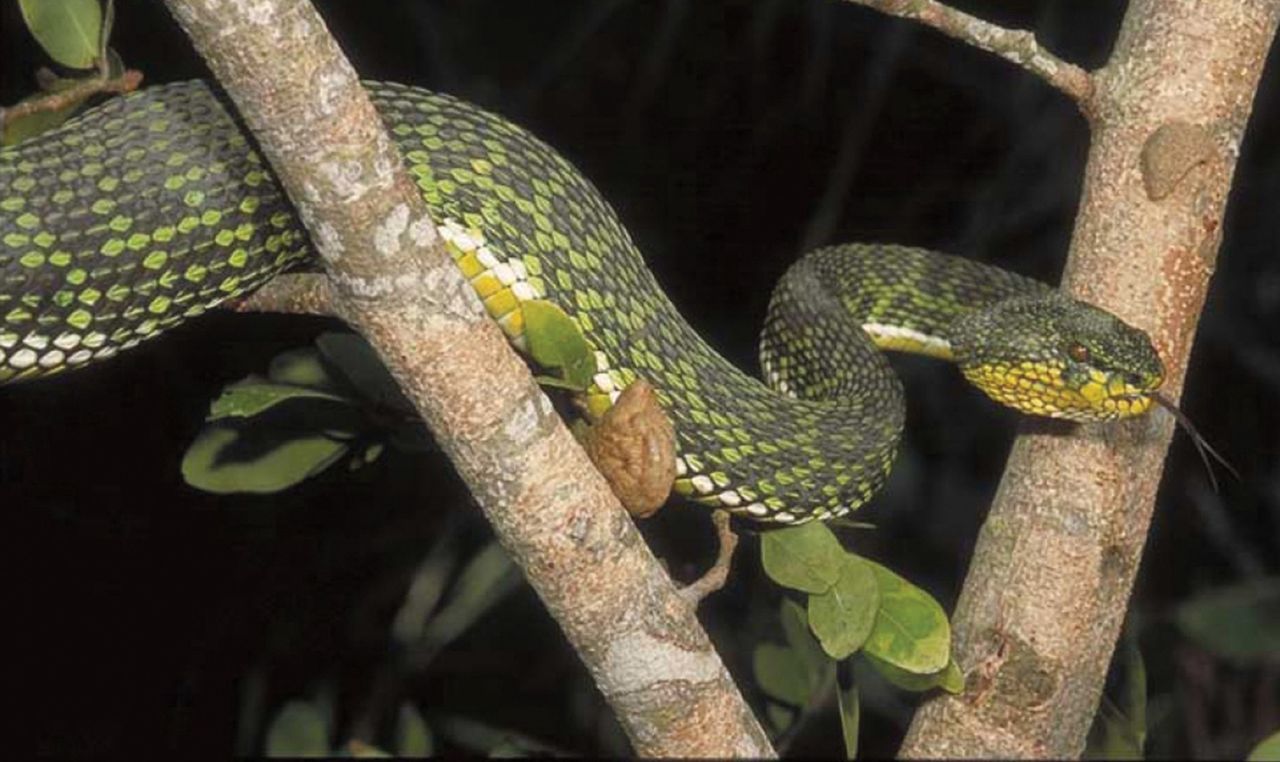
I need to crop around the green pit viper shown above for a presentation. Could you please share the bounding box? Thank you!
[0,81,1169,524]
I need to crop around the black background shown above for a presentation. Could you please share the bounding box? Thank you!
[3,0,1277,757]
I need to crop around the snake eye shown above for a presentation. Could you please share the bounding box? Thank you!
[1067,342,1091,363]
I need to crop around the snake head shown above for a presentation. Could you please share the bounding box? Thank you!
[947,293,1165,421]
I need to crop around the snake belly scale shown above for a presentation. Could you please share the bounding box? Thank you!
[0,81,1164,524]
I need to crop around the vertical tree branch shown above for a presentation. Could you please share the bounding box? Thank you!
[901,0,1279,757]
[157,0,773,756]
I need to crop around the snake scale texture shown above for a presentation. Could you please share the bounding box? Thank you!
[0,81,1165,524]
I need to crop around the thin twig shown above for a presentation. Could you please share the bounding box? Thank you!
[678,510,739,605]
[226,272,335,316]
[0,69,144,128]
[839,0,1094,111]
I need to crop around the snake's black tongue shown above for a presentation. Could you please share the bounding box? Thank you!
[1153,392,1240,493]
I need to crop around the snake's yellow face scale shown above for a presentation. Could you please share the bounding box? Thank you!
[946,294,1165,422]
[961,360,1161,420]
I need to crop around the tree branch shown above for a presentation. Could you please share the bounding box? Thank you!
[839,0,1094,110]
[227,272,335,316]
[158,0,773,756]
[0,69,144,128]
[900,0,1280,757]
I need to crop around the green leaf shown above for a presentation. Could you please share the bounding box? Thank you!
[181,426,349,494]
[394,703,433,758]
[760,522,846,594]
[419,542,521,656]
[235,667,268,757]
[861,561,951,674]
[208,380,347,421]
[1248,729,1280,762]
[1084,637,1147,759]
[836,667,860,760]
[433,715,565,757]
[268,348,337,390]
[1084,695,1144,760]
[533,374,586,391]
[780,598,830,684]
[764,702,795,736]
[1175,578,1280,663]
[522,300,596,389]
[264,700,329,758]
[1,96,81,146]
[864,653,963,694]
[752,643,812,706]
[345,741,392,758]
[807,555,880,659]
[391,525,462,645]
[1123,638,1147,749]
[19,0,103,69]
[103,47,126,79]
[315,332,415,411]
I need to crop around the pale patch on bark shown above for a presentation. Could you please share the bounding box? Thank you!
[600,630,725,694]
[312,219,343,263]
[374,203,410,257]
[314,61,353,117]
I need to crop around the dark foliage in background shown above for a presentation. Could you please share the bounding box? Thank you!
[3,0,1276,756]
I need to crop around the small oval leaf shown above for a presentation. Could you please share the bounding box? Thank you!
[419,543,521,654]
[522,300,595,389]
[264,700,329,758]
[1,96,84,146]
[1248,729,1280,762]
[862,560,951,674]
[760,522,845,594]
[268,348,336,390]
[765,702,795,736]
[865,652,963,695]
[808,556,880,659]
[19,0,103,69]
[181,426,349,495]
[1175,578,1280,663]
[836,668,860,759]
[752,643,812,706]
[208,381,347,421]
[316,332,414,410]
[395,702,433,758]
[780,598,829,683]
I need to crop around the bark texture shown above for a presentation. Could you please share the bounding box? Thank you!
[901,1,1280,757]
[159,0,773,756]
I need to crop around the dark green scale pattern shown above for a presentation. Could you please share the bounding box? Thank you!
[0,82,309,380]
[800,244,1051,340]
[0,80,1057,524]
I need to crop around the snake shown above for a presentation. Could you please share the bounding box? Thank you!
[0,80,1167,524]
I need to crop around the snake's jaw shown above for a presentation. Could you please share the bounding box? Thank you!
[950,294,1166,422]
[958,360,1161,421]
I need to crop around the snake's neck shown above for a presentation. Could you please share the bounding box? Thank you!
[777,245,1052,369]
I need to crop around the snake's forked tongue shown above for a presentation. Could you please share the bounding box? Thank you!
[1152,392,1240,493]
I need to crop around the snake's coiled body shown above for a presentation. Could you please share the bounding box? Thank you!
[0,81,1162,523]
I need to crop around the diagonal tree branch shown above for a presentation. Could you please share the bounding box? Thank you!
[839,0,1094,110]
[900,0,1280,757]
[158,0,773,756]
[228,272,335,316]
